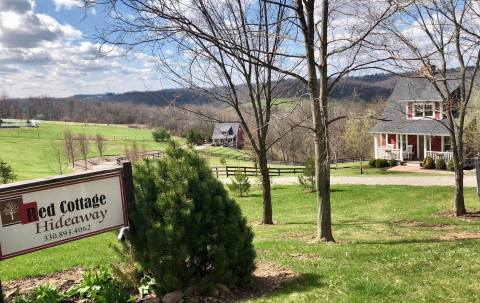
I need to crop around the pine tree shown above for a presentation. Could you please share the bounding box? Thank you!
[227,171,251,197]
[298,157,315,192]
[127,142,255,295]
[0,159,17,184]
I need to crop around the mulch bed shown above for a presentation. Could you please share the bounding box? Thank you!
[3,261,296,303]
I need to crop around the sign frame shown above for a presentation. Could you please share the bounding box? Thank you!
[0,163,132,261]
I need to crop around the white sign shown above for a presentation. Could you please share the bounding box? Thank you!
[0,171,128,260]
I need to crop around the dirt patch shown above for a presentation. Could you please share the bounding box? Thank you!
[4,268,84,299]
[220,261,297,302]
[395,220,455,230]
[3,261,296,303]
[438,231,480,241]
[433,210,480,221]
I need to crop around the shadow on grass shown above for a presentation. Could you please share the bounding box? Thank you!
[229,272,325,302]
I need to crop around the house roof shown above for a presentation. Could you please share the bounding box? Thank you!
[371,76,456,135]
[212,122,241,139]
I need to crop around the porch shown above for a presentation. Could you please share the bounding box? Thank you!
[373,133,453,162]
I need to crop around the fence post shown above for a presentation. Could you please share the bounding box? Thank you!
[215,167,218,178]
[226,166,229,178]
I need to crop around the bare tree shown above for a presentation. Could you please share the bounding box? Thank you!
[380,0,480,216]
[63,130,76,168]
[264,0,398,241]
[50,140,67,174]
[2,202,18,221]
[95,133,106,158]
[77,133,89,170]
[91,0,304,225]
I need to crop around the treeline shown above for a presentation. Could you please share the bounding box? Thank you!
[0,96,384,163]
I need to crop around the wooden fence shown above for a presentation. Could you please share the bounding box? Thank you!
[116,151,163,165]
[212,166,305,177]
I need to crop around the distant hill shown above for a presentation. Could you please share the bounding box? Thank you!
[8,73,398,106]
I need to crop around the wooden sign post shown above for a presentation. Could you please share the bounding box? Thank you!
[0,162,133,302]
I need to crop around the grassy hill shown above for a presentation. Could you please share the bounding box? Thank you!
[0,122,168,181]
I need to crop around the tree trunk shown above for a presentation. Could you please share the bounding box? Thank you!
[315,126,334,242]
[454,166,467,215]
[258,150,273,224]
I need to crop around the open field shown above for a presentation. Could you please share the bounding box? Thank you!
[0,122,171,181]
[3,184,480,302]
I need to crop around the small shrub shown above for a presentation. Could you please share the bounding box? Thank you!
[152,127,171,142]
[219,156,227,165]
[375,159,390,168]
[185,128,205,145]
[67,268,133,303]
[447,160,455,171]
[423,156,435,169]
[389,159,398,167]
[368,159,376,168]
[435,158,447,170]
[0,159,17,184]
[30,284,63,303]
[228,171,251,197]
[128,142,255,295]
[299,157,315,192]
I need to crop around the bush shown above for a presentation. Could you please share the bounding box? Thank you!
[435,158,447,170]
[67,268,133,302]
[389,159,398,167]
[219,156,227,165]
[186,128,205,145]
[423,157,435,169]
[152,127,171,142]
[228,171,251,197]
[0,159,17,184]
[447,160,455,171]
[368,159,377,168]
[128,142,255,295]
[299,157,315,192]
[375,159,390,168]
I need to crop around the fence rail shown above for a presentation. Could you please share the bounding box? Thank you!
[116,151,163,165]
[212,166,306,177]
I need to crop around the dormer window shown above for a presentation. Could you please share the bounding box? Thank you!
[412,102,435,119]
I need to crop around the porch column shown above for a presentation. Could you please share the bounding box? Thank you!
[424,135,428,159]
[399,134,404,161]
[374,134,378,159]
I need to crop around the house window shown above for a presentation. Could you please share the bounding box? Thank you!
[424,104,433,117]
[444,136,452,151]
[414,104,424,117]
[412,102,435,119]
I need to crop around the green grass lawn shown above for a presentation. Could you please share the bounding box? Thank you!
[3,184,480,302]
[0,122,172,181]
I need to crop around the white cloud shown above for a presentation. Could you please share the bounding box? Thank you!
[0,0,167,98]
[53,0,82,11]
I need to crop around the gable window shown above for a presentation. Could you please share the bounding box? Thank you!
[412,102,435,119]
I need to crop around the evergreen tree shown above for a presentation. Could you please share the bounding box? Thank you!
[298,157,315,192]
[0,159,17,184]
[227,171,251,197]
[185,129,205,145]
[127,142,255,295]
[152,127,171,142]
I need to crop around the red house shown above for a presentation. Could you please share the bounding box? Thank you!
[212,122,245,149]
[371,76,462,162]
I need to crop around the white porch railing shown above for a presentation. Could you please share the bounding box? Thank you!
[377,147,402,160]
[426,151,453,162]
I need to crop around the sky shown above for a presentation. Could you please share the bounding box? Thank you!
[0,0,167,98]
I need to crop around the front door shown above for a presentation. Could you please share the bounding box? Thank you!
[418,135,424,159]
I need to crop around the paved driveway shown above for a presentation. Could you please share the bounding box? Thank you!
[224,175,478,187]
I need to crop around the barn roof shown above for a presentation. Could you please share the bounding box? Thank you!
[212,122,241,139]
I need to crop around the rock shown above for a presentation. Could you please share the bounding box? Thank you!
[215,283,230,294]
[183,286,196,297]
[162,290,184,303]
[183,297,199,303]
